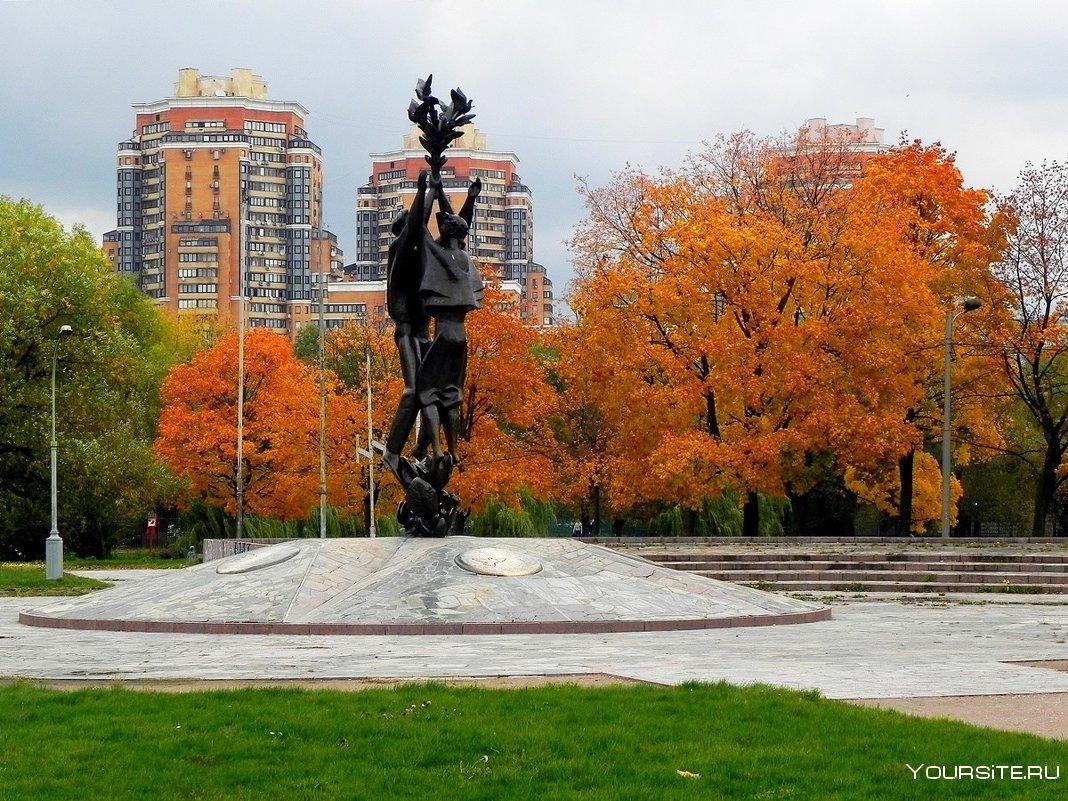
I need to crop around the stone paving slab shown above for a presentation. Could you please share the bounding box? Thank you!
[3,594,1068,701]
[851,693,1068,740]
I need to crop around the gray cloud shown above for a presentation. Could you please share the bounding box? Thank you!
[2,0,1067,297]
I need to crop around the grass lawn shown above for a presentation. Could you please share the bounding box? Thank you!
[0,563,110,596]
[0,548,190,596]
[0,681,1064,800]
[66,547,192,569]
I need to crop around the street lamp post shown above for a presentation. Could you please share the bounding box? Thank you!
[941,297,981,539]
[236,163,249,541]
[46,325,73,580]
[366,348,376,539]
[317,227,328,539]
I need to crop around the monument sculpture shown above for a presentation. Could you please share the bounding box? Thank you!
[382,75,483,537]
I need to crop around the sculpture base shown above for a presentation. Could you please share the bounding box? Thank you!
[388,453,467,537]
[20,537,830,635]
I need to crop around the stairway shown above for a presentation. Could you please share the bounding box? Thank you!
[628,546,1068,595]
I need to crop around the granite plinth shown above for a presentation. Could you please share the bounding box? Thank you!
[20,537,829,635]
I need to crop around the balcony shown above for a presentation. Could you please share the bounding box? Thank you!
[287,138,322,155]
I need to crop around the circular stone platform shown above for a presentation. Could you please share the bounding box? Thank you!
[455,546,543,576]
[19,537,829,635]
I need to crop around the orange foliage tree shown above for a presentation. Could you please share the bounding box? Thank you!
[567,129,1005,534]
[322,321,405,520]
[544,309,691,533]
[449,281,556,511]
[842,141,1010,533]
[155,328,362,521]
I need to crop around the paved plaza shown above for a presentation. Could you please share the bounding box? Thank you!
[2,572,1067,701]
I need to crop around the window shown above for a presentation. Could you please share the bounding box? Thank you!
[173,222,229,234]
[178,267,218,278]
[244,120,287,134]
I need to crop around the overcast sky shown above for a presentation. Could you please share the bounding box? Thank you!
[2,0,1067,295]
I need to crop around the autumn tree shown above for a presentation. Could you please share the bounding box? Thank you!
[315,321,406,525]
[449,282,556,510]
[843,141,1008,534]
[567,130,1004,536]
[993,160,1068,535]
[545,303,691,534]
[155,328,363,522]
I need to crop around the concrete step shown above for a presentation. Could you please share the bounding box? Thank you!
[692,569,1068,586]
[739,579,1061,594]
[646,551,1068,565]
[654,559,1068,574]
[637,550,1068,593]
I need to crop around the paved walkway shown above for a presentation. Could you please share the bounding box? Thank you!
[3,572,1068,703]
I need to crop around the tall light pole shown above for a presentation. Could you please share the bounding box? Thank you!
[941,297,981,539]
[366,347,377,539]
[46,325,73,580]
[235,161,248,540]
[317,226,328,539]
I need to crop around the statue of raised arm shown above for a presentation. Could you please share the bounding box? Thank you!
[383,75,481,537]
[382,171,434,486]
[434,175,481,232]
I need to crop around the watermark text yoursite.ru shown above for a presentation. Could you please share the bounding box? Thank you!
[907,764,1061,780]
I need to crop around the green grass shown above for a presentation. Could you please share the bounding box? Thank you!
[0,682,1065,800]
[65,547,192,569]
[0,564,111,596]
[744,580,776,591]
[833,581,870,592]
[976,580,1045,595]
[2,546,186,595]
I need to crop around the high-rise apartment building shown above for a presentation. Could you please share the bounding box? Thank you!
[801,117,887,153]
[103,68,342,335]
[350,126,555,327]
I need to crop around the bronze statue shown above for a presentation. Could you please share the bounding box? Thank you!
[382,75,482,537]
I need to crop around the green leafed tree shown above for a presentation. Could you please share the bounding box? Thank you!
[0,197,180,558]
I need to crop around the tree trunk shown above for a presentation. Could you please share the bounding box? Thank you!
[742,491,760,537]
[591,483,601,537]
[705,390,721,438]
[683,507,698,537]
[1032,441,1061,537]
[896,449,915,537]
[786,487,805,537]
